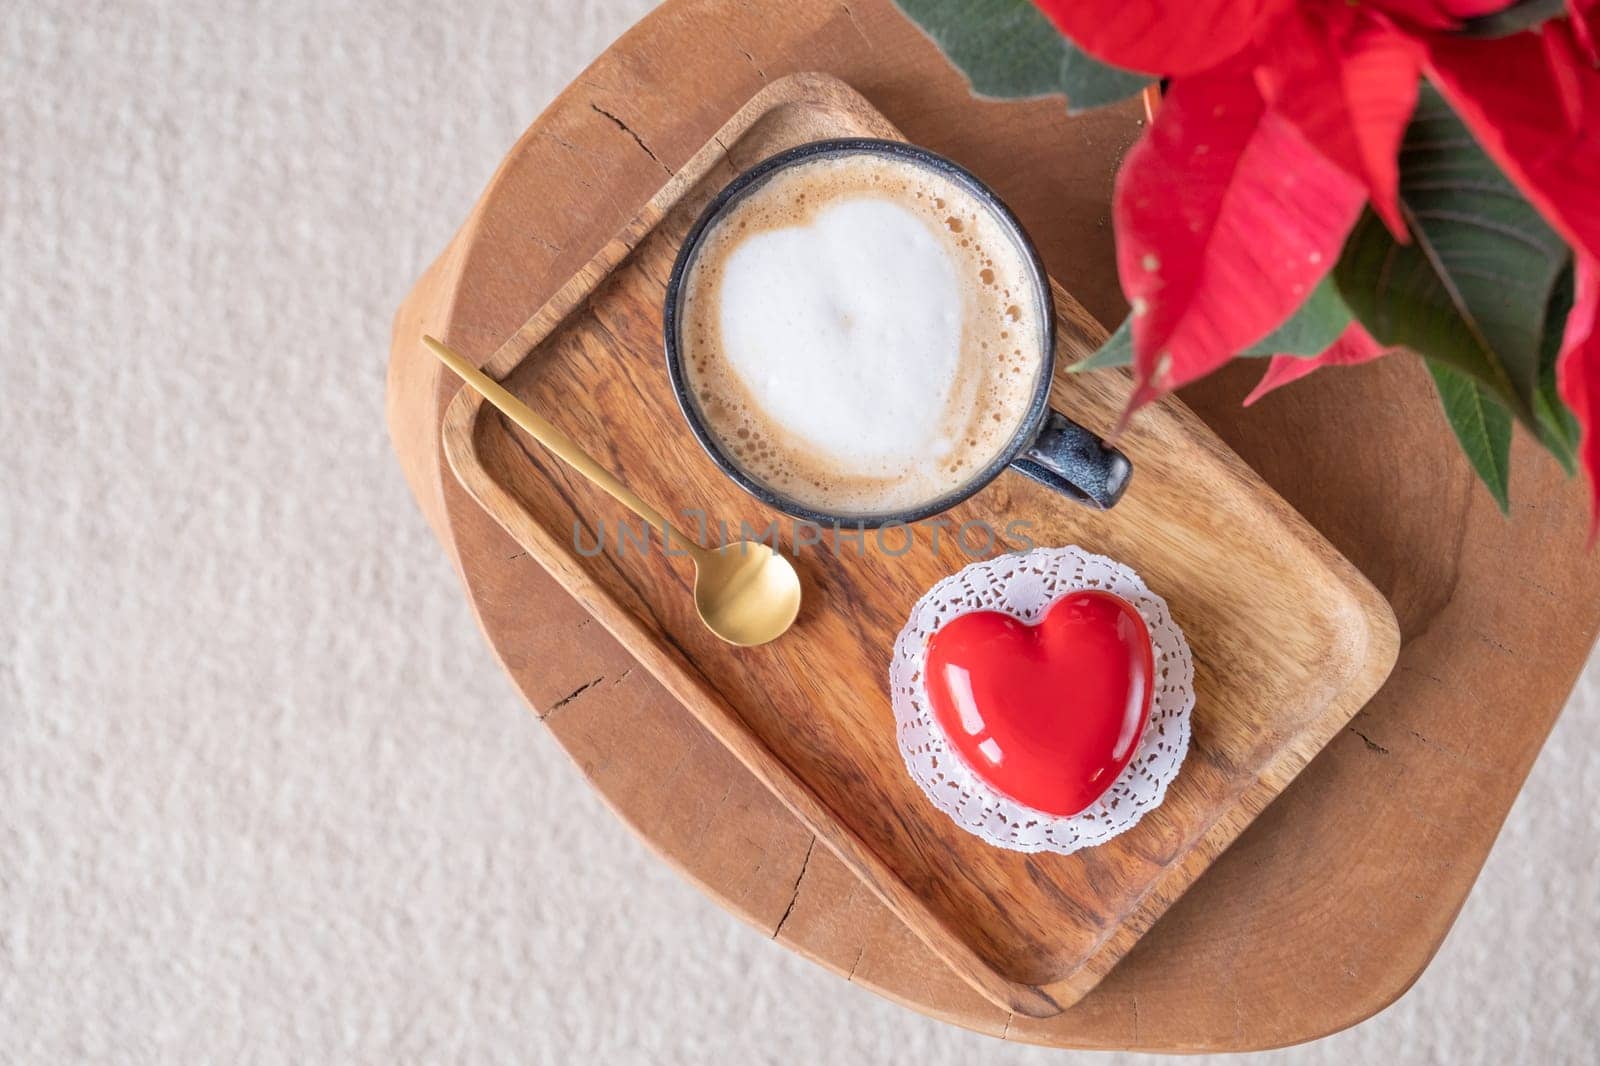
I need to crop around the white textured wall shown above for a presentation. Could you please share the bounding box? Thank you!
[2,2,1596,1062]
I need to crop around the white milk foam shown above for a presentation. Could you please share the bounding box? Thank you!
[679,154,1046,516]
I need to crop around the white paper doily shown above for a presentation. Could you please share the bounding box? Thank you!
[889,545,1194,855]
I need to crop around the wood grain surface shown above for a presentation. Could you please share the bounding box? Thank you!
[436,74,1398,1016]
[386,0,1600,1050]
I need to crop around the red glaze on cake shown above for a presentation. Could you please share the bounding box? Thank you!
[924,591,1155,816]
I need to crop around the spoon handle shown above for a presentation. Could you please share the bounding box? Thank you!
[423,336,696,554]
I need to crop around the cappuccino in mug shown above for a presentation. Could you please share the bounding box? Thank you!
[676,153,1047,517]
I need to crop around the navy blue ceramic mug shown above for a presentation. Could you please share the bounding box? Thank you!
[663,139,1131,528]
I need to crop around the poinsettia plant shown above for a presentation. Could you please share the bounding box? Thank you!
[895,0,1600,519]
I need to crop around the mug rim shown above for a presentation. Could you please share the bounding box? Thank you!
[662,137,1057,529]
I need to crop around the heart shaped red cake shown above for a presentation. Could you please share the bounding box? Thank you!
[923,590,1155,817]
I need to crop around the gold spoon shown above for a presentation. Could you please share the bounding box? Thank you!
[423,336,802,647]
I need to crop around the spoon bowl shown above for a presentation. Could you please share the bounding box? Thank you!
[692,541,802,647]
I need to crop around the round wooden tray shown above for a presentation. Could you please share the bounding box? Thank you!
[386,0,1600,1051]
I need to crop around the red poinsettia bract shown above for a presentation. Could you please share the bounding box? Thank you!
[1109,53,1368,413]
[1244,323,1393,406]
[1034,0,1600,516]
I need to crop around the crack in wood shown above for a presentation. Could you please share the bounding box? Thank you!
[682,777,740,854]
[838,2,871,46]
[772,836,817,938]
[527,231,564,255]
[1404,727,1489,772]
[845,938,868,982]
[538,129,580,154]
[589,102,671,174]
[1401,662,1447,686]
[1476,631,1514,656]
[1347,726,1390,755]
[543,675,605,719]
[736,44,767,81]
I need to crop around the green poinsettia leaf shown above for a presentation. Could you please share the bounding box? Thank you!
[1428,360,1512,513]
[1068,314,1133,371]
[1533,263,1580,475]
[1459,0,1568,39]
[892,0,1153,112]
[1335,85,1568,432]
[1241,275,1354,357]
[1072,277,1352,373]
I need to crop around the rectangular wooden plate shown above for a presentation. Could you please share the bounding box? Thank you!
[440,73,1400,1018]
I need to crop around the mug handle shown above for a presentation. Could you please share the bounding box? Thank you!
[1008,409,1132,510]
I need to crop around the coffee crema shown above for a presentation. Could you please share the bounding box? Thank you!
[677,153,1046,517]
